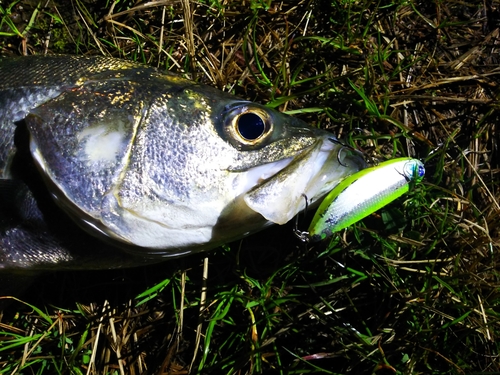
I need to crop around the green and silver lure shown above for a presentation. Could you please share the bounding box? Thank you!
[308,157,425,241]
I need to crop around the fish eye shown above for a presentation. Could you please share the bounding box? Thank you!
[236,112,266,141]
[228,107,273,147]
[222,103,274,149]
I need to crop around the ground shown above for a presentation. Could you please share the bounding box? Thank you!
[0,1,499,374]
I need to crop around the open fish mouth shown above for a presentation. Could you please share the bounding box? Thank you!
[243,136,367,225]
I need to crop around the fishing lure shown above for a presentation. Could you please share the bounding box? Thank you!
[308,157,425,241]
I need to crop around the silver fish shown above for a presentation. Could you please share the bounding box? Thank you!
[0,55,366,270]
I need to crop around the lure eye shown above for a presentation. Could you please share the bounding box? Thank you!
[417,164,425,178]
[236,112,266,141]
[411,161,425,180]
[402,160,425,181]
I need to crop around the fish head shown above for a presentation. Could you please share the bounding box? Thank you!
[26,73,366,257]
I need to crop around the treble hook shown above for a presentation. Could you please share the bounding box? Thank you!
[293,193,310,243]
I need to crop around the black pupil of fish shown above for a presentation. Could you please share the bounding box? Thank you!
[237,113,266,140]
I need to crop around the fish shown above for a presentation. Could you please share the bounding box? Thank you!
[0,55,367,271]
[308,157,425,241]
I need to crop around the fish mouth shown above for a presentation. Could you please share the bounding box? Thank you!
[243,136,366,225]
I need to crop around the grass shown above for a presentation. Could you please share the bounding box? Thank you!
[1,0,500,373]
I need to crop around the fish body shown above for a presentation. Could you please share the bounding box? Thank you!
[308,158,425,241]
[0,55,366,270]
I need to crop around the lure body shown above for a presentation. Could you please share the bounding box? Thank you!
[308,158,425,241]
